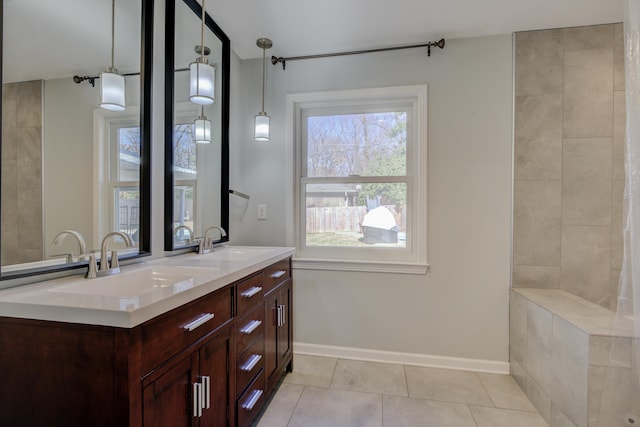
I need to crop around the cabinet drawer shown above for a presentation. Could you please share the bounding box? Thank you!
[237,370,266,427]
[141,287,233,373]
[236,334,265,397]
[236,273,264,316]
[263,259,291,295]
[236,303,265,354]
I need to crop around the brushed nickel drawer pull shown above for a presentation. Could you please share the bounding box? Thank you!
[183,313,215,332]
[241,389,263,410]
[241,286,262,298]
[270,270,286,279]
[240,320,262,335]
[240,354,262,372]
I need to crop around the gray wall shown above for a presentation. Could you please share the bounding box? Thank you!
[229,35,514,363]
[512,24,625,309]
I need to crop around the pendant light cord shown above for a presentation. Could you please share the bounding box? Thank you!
[261,46,266,113]
[110,0,115,69]
[200,0,206,62]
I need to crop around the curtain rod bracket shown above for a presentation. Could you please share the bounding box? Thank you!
[271,38,445,70]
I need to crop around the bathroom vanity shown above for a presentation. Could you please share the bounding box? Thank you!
[0,246,294,427]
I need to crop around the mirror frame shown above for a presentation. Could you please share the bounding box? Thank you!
[164,0,230,251]
[0,0,154,280]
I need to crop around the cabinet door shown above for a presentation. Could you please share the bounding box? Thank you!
[277,279,293,370]
[200,326,234,427]
[143,354,198,427]
[264,291,278,383]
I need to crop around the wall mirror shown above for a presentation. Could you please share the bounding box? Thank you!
[0,0,153,280]
[164,0,229,251]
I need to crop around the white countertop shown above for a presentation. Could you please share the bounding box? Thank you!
[0,246,295,328]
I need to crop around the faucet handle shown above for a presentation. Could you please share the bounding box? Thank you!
[86,254,98,279]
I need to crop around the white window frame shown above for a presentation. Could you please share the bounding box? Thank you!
[286,85,429,274]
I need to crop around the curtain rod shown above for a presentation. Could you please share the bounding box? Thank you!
[271,38,445,70]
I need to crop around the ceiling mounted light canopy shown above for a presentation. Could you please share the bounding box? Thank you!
[100,0,125,111]
[189,0,215,105]
[193,106,212,144]
[254,37,272,141]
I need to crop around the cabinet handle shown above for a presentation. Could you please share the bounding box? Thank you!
[240,354,262,372]
[270,270,286,279]
[241,389,263,411]
[241,286,263,298]
[240,320,262,335]
[279,304,286,326]
[193,382,202,417]
[183,313,215,332]
[201,376,210,410]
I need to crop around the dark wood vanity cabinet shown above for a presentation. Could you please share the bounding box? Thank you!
[0,257,292,427]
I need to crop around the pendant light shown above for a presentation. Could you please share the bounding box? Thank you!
[193,106,212,144]
[254,38,272,141]
[100,0,126,111]
[189,0,215,105]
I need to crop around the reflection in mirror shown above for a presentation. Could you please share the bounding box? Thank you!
[165,0,229,251]
[1,0,153,280]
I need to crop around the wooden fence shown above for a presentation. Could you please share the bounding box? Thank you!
[306,205,404,233]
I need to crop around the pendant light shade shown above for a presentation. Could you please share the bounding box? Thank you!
[254,38,272,141]
[100,0,125,111]
[193,108,212,144]
[189,59,215,105]
[100,68,126,111]
[254,113,270,141]
[189,0,215,106]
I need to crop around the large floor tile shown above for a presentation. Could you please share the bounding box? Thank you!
[470,406,549,427]
[478,372,536,411]
[288,386,382,427]
[330,359,408,396]
[283,355,337,387]
[382,395,476,427]
[405,366,493,406]
[256,383,303,427]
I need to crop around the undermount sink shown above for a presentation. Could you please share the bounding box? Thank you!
[178,247,275,266]
[49,265,219,298]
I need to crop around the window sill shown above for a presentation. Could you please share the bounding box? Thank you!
[292,257,430,275]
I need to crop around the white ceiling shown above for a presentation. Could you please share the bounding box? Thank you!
[204,0,625,60]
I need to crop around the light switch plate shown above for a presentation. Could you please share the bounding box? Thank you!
[257,204,267,220]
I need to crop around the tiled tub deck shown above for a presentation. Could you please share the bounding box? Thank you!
[510,288,638,427]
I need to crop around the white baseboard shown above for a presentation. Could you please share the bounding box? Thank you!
[293,342,510,374]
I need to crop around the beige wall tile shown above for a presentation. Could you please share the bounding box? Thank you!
[527,302,552,394]
[526,374,551,423]
[513,265,561,289]
[551,404,578,427]
[551,316,589,427]
[611,179,625,270]
[589,335,632,368]
[560,226,611,306]
[2,98,17,162]
[510,290,528,370]
[514,180,562,266]
[609,269,621,311]
[563,25,614,51]
[588,365,640,427]
[562,138,612,226]
[613,91,626,181]
[614,23,625,91]
[16,80,42,129]
[514,93,563,180]
[510,359,527,392]
[563,49,613,138]
[515,30,564,96]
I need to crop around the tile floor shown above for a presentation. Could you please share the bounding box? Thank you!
[256,355,548,427]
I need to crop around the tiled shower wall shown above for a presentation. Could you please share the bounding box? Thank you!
[1,80,43,265]
[513,24,625,309]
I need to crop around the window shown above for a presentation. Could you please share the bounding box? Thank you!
[110,122,141,245]
[172,121,198,243]
[288,85,428,273]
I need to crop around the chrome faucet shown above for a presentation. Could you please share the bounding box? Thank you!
[52,230,87,263]
[198,226,227,254]
[174,224,194,244]
[94,231,134,277]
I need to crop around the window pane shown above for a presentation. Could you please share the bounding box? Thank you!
[174,123,197,174]
[173,185,195,237]
[115,187,140,245]
[118,127,141,182]
[306,112,407,178]
[305,182,406,247]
